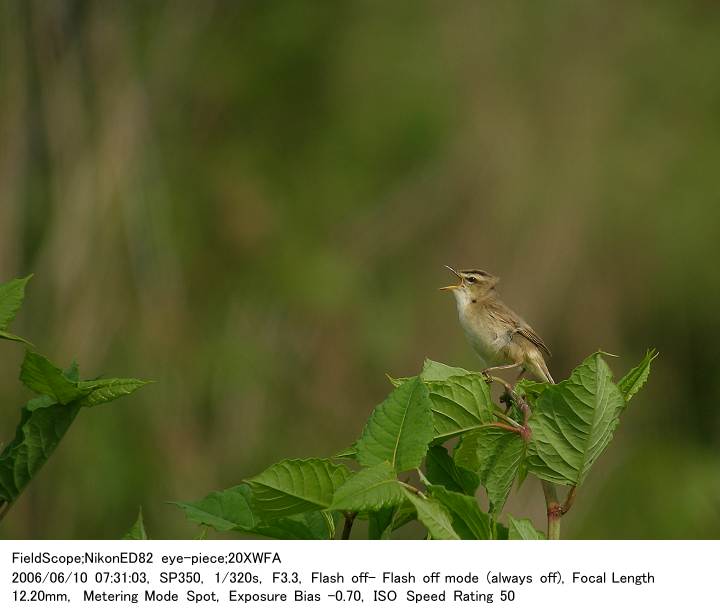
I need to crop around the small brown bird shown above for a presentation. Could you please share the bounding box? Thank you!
[441,266,554,383]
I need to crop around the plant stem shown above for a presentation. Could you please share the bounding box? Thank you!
[341,512,356,540]
[541,481,563,540]
[398,481,424,496]
[490,409,522,429]
[563,486,577,514]
[541,482,578,539]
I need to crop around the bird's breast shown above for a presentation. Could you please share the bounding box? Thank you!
[458,308,506,364]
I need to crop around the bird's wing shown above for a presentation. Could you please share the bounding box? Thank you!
[487,298,552,357]
[515,324,552,357]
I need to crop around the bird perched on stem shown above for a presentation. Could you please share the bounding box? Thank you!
[440,266,554,383]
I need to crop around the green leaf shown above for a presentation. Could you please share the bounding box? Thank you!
[367,500,418,539]
[25,395,56,412]
[390,498,417,530]
[388,359,470,387]
[455,427,524,514]
[389,363,498,445]
[494,520,509,540]
[252,511,334,540]
[330,461,405,512]
[356,377,433,472]
[1,353,148,508]
[368,507,396,539]
[514,379,551,403]
[420,359,471,381]
[78,378,151,407]
[405,492,459,540]
[618,349,657,403]
[425,445,479,495]
[428,485,492,539]
[0,401,81,503]
[172,485,258,531]
[172,484,334,539]
[0,275,32,331]
[508,515,545,540]
[19,351,82,405]
[19,353,150,408]
[0,330,32,345]
[25,362,80,413]
[526,353,626,486]
[124,508,148,539]
[247,458,351,519]
[425,374,497,443]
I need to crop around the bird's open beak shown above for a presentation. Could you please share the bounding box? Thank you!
[439,265,462,291]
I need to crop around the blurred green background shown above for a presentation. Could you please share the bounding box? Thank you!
[1,1,719,539]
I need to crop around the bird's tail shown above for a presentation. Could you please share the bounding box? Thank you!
[529,351,555,384]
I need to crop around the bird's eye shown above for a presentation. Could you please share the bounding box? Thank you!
[466,276,477,284]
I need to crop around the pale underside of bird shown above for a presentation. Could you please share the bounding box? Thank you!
[441,266,554,383]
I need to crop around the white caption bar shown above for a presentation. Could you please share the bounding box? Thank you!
[0,540,714,615]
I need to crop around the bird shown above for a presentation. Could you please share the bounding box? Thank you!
[440,266,554,383]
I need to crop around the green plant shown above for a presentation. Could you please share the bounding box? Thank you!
[0,276,151,525]
[174,350,656,540]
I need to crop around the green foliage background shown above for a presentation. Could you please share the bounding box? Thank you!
[0,1,718,538]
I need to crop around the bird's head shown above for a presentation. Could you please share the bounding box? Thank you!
[440,266,499,303]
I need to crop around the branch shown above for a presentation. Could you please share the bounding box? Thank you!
[340,512,357,540]
[483,373,532,440]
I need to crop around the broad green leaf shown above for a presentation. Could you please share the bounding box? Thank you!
[618,349,657,403]
[455,427,524,513]
[367,500,418,539]
[420,359,471,381]
[425,374,497,443]
[20,352,150,408]
[1,353,148,508]
[25,395,56,412]
[356,377,433,472]
[527,353,626,486]
[508,515,545,540]
[0,275,32,330]
[78,378,151,407]
[124,508,148,539]
[368,507,396,539]
[425,445,479,495]
[368,495,417,539]
[494,520,509,540]
[0,330,32,345]
[405,492,459,540]
[388,359,470,387]
[19,351,82,405]
[516,459,529,488]
[0,401,81,502]
[428,485,491,539]
[252,511,334,540]
[514,379,551,403]
[330,462,405,512]
[172,485,258,531]
[247,458,351,519]
[391,498,417,530]
[172,484,334,539]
